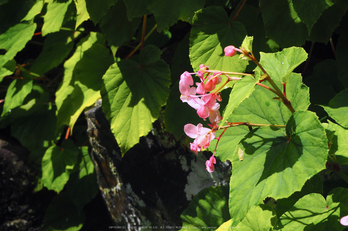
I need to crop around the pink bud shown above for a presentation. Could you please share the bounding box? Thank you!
[224,45,237,57]
[206,155,216,172]
[341,215,348,226]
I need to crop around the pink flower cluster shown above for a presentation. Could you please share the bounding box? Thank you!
[179,64,223,172]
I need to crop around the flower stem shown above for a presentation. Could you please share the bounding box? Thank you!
[216,122,286,131]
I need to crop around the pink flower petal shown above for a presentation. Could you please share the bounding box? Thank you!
[341,215,348,226]
[184,124,198,138]
[206,155,216,172]
[224,45,237,57]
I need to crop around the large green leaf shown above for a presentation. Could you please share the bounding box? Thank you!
[74,0,90,29]
[212,74,310,162]
[229,111,328,226]
[41,140,79,193]
[190,6,248,73]
[292,0,336,34]
[257,47,308,83]
[180,185,230,230]
[99,1,141,47]
[148,0,205,31]
[260,0,308,47]
[321,88,348,128]
[0,22,36,69]
[1,78,33,116]
[123,0,151,20]
[42,0,73,36]
[55,32,113,132]
[277,187,348,230]
[30,30,74,75]
[101,45,171,154]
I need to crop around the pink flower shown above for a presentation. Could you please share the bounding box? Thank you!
[184,123,215,153]
[206,154,216,172]
[179,72,196,102]
[197,64,209,78]
[341,215,348,226]
[224,45,239,57]
[204,72,222,92]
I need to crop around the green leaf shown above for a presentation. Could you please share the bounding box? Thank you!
[323,122,348,164]
[190,6,248,73]
[101,45,171,154]
[260,0,308,47]
[221,75,258,125]
[99,1,141,47]
[292,0,335,34]
[229,111,328,226]
[43,192,84,231]
[321,88,348,128]
[212,74,310,162]
[84,0,118,24]
[22,0,44,21]
[309,0,348,43]
[66,146,98,209]
[1,78,33,116]
[148,0,205,31]
[0,22,36,68]
[257,47,308,83]
[42,0,73,36]
[277,187,348,230]
[74,0,90,29]
[55,32,113,132]
[180,186,230,230]
[123,0,151,20]
[41,140,79,193]
[232,205,274,230]
[0,58,16,82]
[241,36,254,53]
[30,30,74,75]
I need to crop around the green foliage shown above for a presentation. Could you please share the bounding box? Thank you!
[1,0,348,230]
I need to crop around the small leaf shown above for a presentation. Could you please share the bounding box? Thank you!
[321,88,348,128]
[229,111,328,226]
[277,187,348,230]
[74,0,90,29]
[322,122,348,164]
[41,140,79,193]
[257,47,308,83]
[101,45,171,154]
[232,205,274,230]
[0,22,36,68]
[241,36,254,53]
[180,186,230,230]
[42,0,73,36]
[190,6,248,73]
[0,58,16,82]
[1,78,33,116]
[221,75,258,125]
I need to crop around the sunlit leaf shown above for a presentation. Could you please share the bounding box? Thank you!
[0,58,16,83]
[257,47,308,83]
[101,45,171,154]
[42,0,73,36]
[55,32,113,132]
[323,121,348,164]
[321,88,348,128]
[232,205,274,230]
[277,187,348,230]
[190,6,248,73]
[41,140,79,193]
[229,111,328,226]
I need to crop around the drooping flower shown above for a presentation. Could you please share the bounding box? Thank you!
[179,71,196,102]
[184,123,215,154]
[341,215,348,226]
[206,154,216,172]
